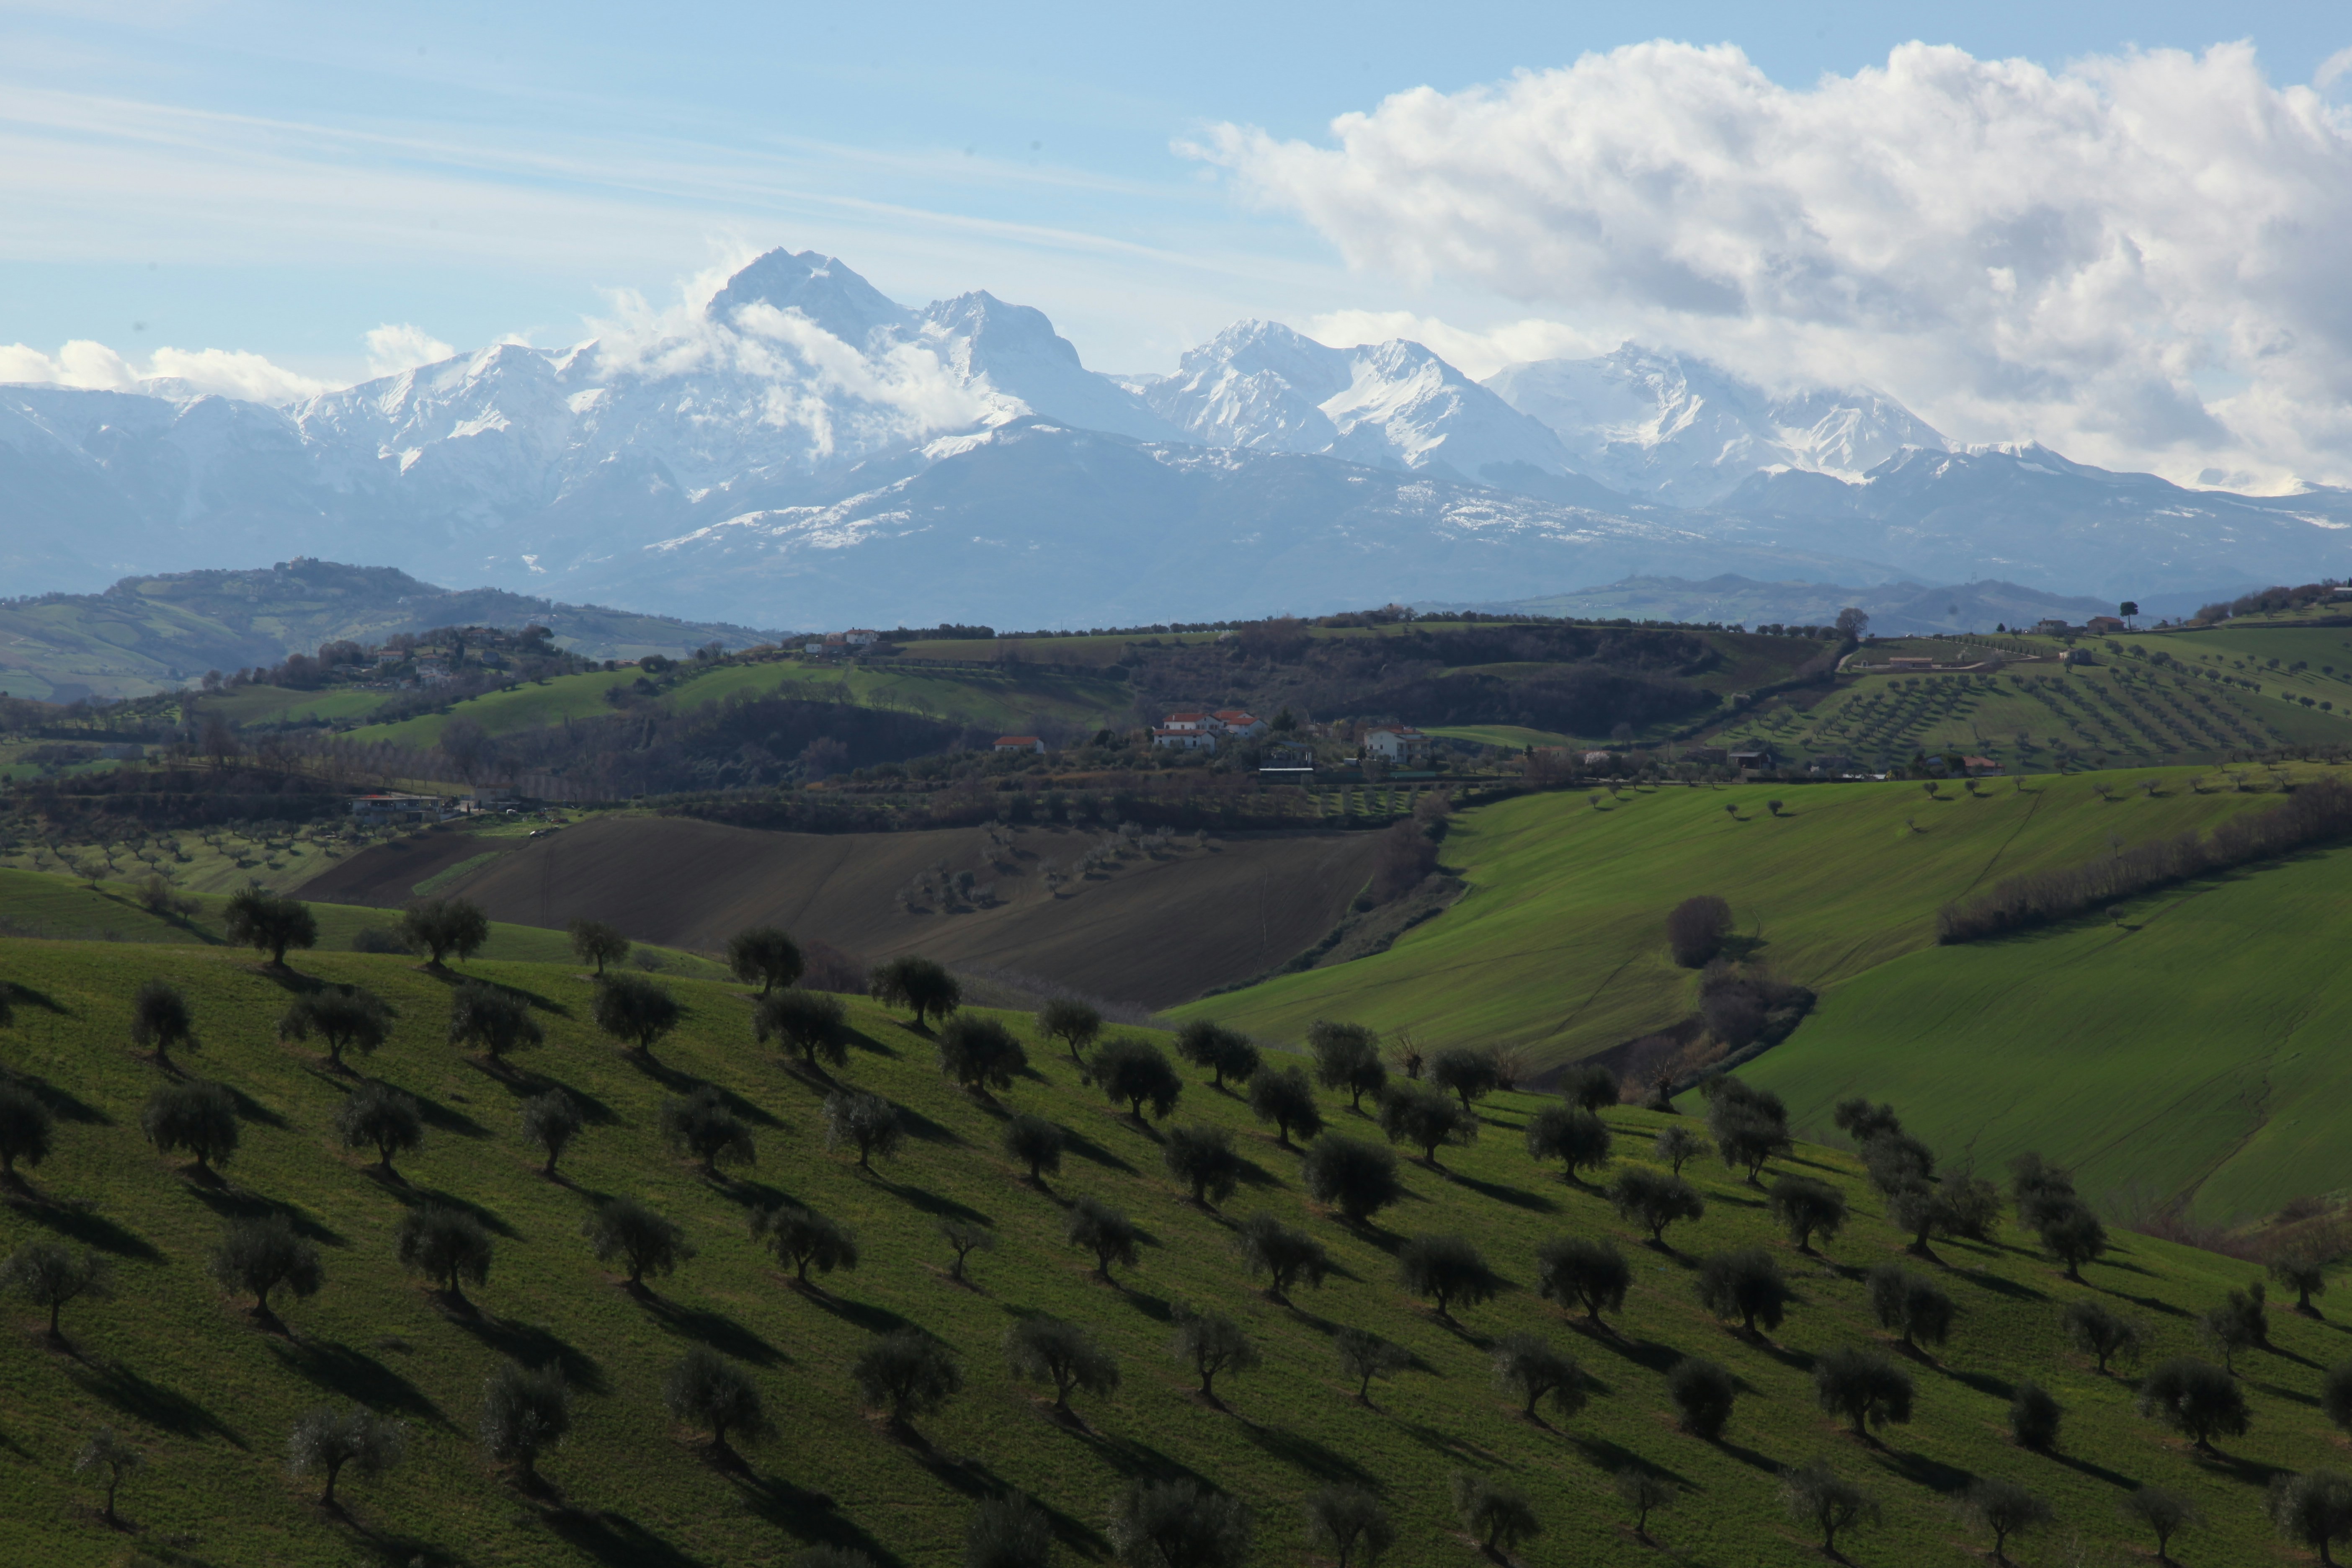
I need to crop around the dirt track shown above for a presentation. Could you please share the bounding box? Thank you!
[300,816,1383,1008]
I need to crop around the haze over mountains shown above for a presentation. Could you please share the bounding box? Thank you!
[4,248,2349,629]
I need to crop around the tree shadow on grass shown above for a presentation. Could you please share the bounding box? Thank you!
[2046,1448,2142,1489]
[397,1086,492,1140]
[541,1507,703,1568]
[1575,1434,1694,1486]
[1957,1270,2048,1303]
[70,1358,246,1448]
[798,1286,913,1338]
[334,1513,472,1568]
[702,1083,781,1130]
[1582,1331,1680,1376]
[451,1313,609,1394]
[730,1475,902,1564]
[874,1176,990,1226]
[6,1069,108,1124]
[1246,1424,1381,1487]
[1060,1127,1138,1176]
[219,1081,289,1130]
[463,1061,619,1124]
[2095,1284,2191,1319]
[1946,1367,2013,1401]
[1883,1448,1973,1493]
[270,1338,449,1430]
[1068,1427,1217,1487]
[892,1104,964,1147]
[841,1025,899,1060]
[386,1184,518,1238]
[186,1184,345,1246]
[1401,1421,1507,1468]
[1449,1173,1557,1214]
[1713,1436,1782,1475]
[623,1053,704,1094]
[642,1296,787,1367]
[9,1195,160,1260]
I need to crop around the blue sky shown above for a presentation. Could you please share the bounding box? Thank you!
[3,0,2345,384]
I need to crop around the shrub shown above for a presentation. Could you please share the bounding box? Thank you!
[1779,1460,1879,1554]
[1334,1326,1409,1404]
[1695,1249,1791,1334]
[1450,1472,1540,1555]
[1065,1196,1141,1281]
[1379,1083,1477,1166]
[395,1206,492,1303]
[1534,1235,1629,1327]
[1768,1175,1848,1253]
[1304,1485,1393,1568]
[1667,1357,1736,1439]
[869,955,962,1026]
[853,1330,963,1428]
[1002,1113,1065,1181]
[1524,1105,1610,1186]
[519,1089,585,1177]
[1397,1233,1500,1320]
[2010,1382,2062,1451]
[142,1080,239,1173]
[593,974,682,1055]
[1234,1212,1328,1302]
[335,1083,424,1177]
[659,1086,756,1178]
[821,1089,904,1169]
[664,1346,767,1455]
[279,987,396,1069]
[1247,1066,1323,1147]
[0,1083,55,1176]
[479,1359,571,1483]
[582,1197,694,1287]
[1666,895,1733,967]
[755,986,851,1073]
[1491,1333,1584,1422]
[1308,1021,1387,1110]
[727,926,803,994]
[752,1204,859,1285]
[2323,1360,2352,1436]
[2138,1358,2250,1452]
[209,1214,322,1317]
[1302,1136,1403,1223]
[286,1403,405,1506]
[1609,1166,1705,1246]
[1107,1479,1250,1568]
[1162,1124,1242,1209]
[939,1016,1028,1093]
[1096,1038,1183,1122]
[1005,1316,1119,1413]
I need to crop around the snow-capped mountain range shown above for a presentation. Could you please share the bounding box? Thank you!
[3,247,2349,630]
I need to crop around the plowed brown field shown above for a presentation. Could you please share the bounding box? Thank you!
[299,815,1384,1007]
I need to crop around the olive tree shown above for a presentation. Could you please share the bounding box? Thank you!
[396,1205,492,1304]
[2200,1284,2272,1371]
[335,1083,424,1178]
[2138,1358,2251,1452]
[1615,1468,1677,1543]
[130,979,197,1065]
[0,1240,112,1338]
[279,987,395,1070]
[74,1426,142,1525]
[1694,1249,1791,1335]
[1001,1112,1066,1183]
[0,1084,55,1177]
[1813,1345,1915,1437]
[225,883,318,968]
[1666,895,1733,967]
[1038,997,1101,1064]
[1066,1197,1141,1282]
[1248,1066,1323,1148]
[727,926,803,995]
[1426,1047,1498,1114]
[1302,1137,1403,1225]
[752,1203,860,1287]
[2268,1472,2352,1568]
[1866,1264,1956,1351]
[1006,1316,1119,1414]
[1780,1460,1879,1555]
[1334,1326,1409,1406]
[1608,1166,1705,1248]
[1379,1084,1476,1167]
[1525,1104,1610,1186]
[853,1329,963,1430]
[661,1086,756,1178]
[1534,1235,1630,1329]
[566,918,629,975]
[939,1219,995,1283]
[479,1359,571,1485]
[665,1345,767,1457]
[1308,1020,1386,1111]
[1560,1064,1620,1112]
[1107,1478,1249,1568]
[1168,1301,1259,1401]
[142,1080,240,1174]
[1397,1233,1500,1322]
[209,1213,323,1319]
[1667,1358,1736,1439]
[1175,1021,1260,1091]
[2120,1485,2199,1563]
[593,974,681,1057]
[1162,1124,1242,1210]
[1096,1038,1183,1123]
[2324,1361,2352,1437]
[1450,1472,1539,1557]
[939,1016,1028,1094]
[869,955,961,1027]
[1235,1213,1328,1303]
[287,1403,406,1506]
[446,982,542,1063]
[519,1088,584,1177]
[1491,1333,1584,1423]
[2064,1298,2144,1373]
[968,1493,1058,1568]
[1704,1077,1790,1186]
[400,897,489,968]
[583,1196,694,1287]
[822,1090,903,1169]
[756,988,848,1071]
[1305,1485,1393,1568]
[2274,1251,2333,1317]
[1768,1175,1848,1254]
[1655,1124,1709,1175]
[2011,1382,2062,1452]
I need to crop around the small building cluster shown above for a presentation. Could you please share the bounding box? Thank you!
[802,629,881,655]
[1150,709,1267,751]
[1362,725,1430,764]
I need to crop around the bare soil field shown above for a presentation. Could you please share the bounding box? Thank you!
[300,815,1385,1007]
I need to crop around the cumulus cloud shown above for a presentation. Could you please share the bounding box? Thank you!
[0,339,328,403]
[1196,40,2352,488]
[364,324,457,378]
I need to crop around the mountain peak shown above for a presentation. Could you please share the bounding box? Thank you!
[705,249,913,347]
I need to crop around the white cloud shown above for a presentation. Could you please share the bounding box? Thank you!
[0,338,327,402]
[1196,41,2352,488]
[363,323,457,378]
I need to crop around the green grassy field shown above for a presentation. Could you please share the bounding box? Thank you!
[2,937,2344,1566]
[202,687,403,729]
[1176,769,2285,1061]
[1743,840,2352,1223]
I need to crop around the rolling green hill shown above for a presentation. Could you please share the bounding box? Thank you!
[2,936,2344,1566]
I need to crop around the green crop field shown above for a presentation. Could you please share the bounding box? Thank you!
[2,936,2344,1567]
[1176,769,2287,1061]
[202,686,403,729]
[1743,839,2352,1223]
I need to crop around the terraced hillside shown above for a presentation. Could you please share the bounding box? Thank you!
[2,936,2344,1566]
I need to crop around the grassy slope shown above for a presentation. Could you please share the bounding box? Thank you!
[1743,841,2352,1222]
[1176,770,2278,1063]
[2,939,2342,1568]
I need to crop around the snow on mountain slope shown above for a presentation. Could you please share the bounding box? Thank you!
[1486,346,1948,506]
